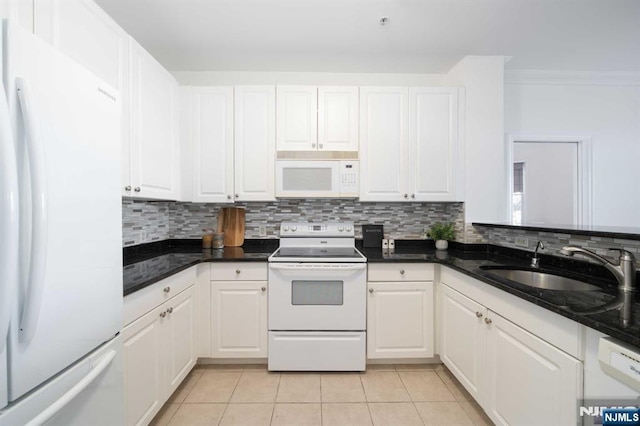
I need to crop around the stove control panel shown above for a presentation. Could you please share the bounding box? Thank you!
[280,221,354,237]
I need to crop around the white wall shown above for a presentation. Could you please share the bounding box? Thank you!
[0,0,34,32]
[447,56,507,223]
[505,77,640,227]
[513,142,577,225]
[173,71,448,87]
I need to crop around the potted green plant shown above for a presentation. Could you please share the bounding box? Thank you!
[427,222,456,250]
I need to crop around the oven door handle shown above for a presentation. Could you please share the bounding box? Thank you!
[269,264,366,272]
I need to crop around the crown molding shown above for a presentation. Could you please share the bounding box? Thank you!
[505,69,640,86]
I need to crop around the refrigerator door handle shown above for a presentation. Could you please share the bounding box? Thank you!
[16,78,49,343]
[0,82,20,352]
[24,349,117,426]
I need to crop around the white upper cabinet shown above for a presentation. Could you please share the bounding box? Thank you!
[1,0,34,32]
[360,86,462,202]
[277,86,317,151]
[277,86,358,152]
[359,87,409,201]
[409,87,461,201]
[185,86,234,203]
[318,86,359,152]
[235,86,276,201]
[33,0,126,91]
[127,39,180,200]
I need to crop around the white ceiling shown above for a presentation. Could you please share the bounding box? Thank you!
[95,0,640,74]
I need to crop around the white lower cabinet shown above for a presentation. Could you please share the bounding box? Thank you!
[210,263,268,358]
[122,270,196,426]
[367,264,434,359]
[439,271,583,426]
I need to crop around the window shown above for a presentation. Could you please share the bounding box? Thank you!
[513,162,525,225]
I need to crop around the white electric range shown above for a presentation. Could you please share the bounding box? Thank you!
[267,221,367,371]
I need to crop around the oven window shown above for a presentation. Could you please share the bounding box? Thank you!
[291,280,343,305]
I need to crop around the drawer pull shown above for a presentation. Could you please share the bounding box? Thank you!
[235,269,241,274]
[369,288,374,293]
[400,270,405,275]
[159,311,166,318]
[484,317,492,325]
[167,307,173,314]
[261,286,266,292]
[476,312,483,318]
[163,287,170,293]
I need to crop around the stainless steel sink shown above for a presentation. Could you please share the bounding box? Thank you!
[480,267,602,292]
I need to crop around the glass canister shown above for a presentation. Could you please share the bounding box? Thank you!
[212,232,224,249]
[202,228,214,249]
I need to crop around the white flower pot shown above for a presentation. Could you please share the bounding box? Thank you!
[435,240,448,250]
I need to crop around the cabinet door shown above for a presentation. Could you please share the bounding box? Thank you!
[235,86,276,201]
[189,86,234,202]
[359,87,409,201]
[367,281,434,359]
[276,86,317,151]
[211,281,268,358]
[129,39,179,200]
[318,86,358,152]
[122,305,165,426]
[2,0,34,32]
[440,284,487,403]
[485,312,582,426]
[34,0,126,90]
[409,87,460,201]
[164,286,196,397]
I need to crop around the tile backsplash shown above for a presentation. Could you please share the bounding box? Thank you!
[473,225,640,262]
[122,199,464,247]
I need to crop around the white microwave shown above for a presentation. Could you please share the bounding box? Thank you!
[275,160,359,198]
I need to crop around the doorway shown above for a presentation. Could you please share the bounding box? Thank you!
[506,136,592,226]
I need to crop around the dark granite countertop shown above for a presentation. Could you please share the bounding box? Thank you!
[123,239,278,296]
[123,239,640,348]
[473,221,640,241]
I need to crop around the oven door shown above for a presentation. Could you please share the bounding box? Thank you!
[268,263,366,331]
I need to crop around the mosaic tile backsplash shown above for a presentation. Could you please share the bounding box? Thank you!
[474,225,640,263]
[122,199,464,247]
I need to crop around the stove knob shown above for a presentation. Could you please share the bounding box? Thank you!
[338,226,344,232]
[283,226,289,232]
[346,226,352,232]
[292,226,297,231]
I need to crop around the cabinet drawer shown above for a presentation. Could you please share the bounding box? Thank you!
[211,262,268,281]
[124,267,196,327]
[368,263,434,282]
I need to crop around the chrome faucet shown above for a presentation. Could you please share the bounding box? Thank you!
[560,245,637,327]
[531,241,545,267]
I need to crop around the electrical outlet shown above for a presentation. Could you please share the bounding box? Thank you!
[140,230,147,242]
[515,237,529,248]
[258,224,267,237]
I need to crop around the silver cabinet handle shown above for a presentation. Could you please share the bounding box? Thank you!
[159,311,166,318]
[163,287,170,293]
[319,144,323,149]
[476,312,483,318]
[227,195,232,200]
[400,269,405,275]
[235,269,241,274]
[261,286,266,292]
[484,317,492,325]
[403,193,408,198]
[134,187,141,192]
[411,194,415,199]
[167,307,173,314]
[235,193,239,198]
[312,143,316,148]
[369,288,374,293]
[124,185,131,191]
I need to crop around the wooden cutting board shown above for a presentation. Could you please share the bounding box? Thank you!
[217,207,245,247]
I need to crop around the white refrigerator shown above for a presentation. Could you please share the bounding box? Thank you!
[0,20,124,425]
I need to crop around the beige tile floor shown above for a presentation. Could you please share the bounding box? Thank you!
[150,364,494,426]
